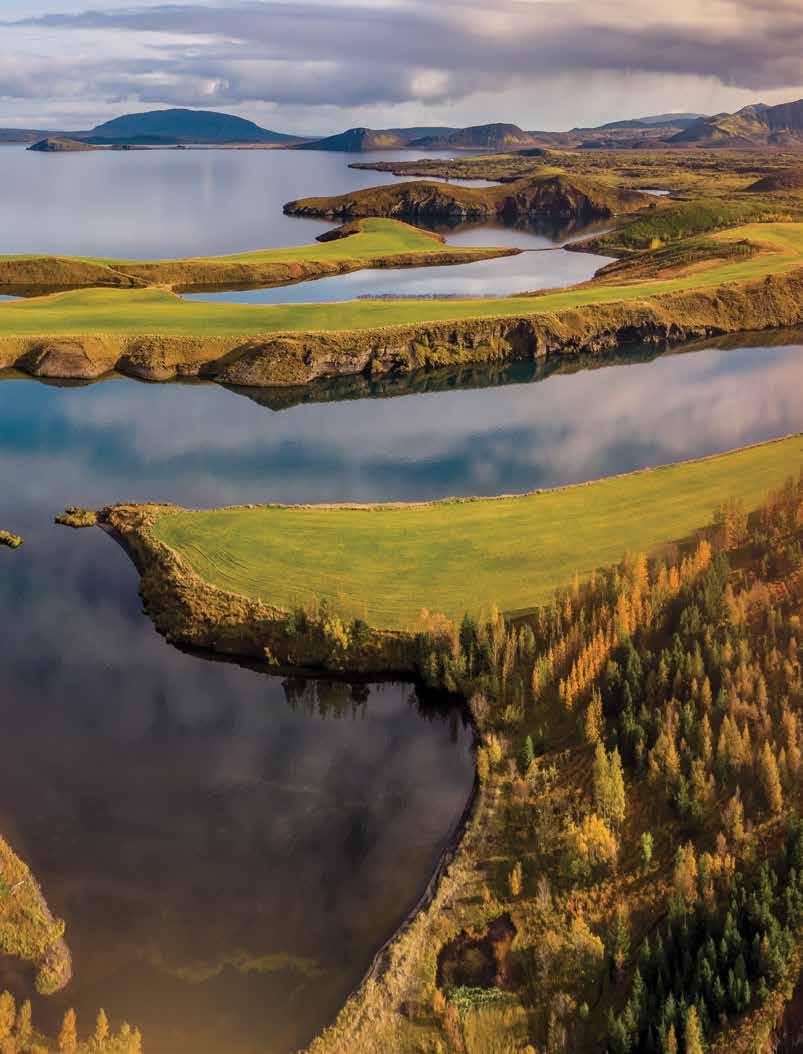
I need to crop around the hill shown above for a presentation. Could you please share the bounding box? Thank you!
[284,172,650,221]
[409,123,541,150]
[296,127,410,152]
[84,108,302,146]
[28,137,98,153]
[671,98,803,147]
[746,168,803,192]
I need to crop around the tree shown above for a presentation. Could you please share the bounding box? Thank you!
[640,832,654,869]
[59,1009,77,1054]
[508,861,523,898]
[684,1006,704,1054]
[585,689,603,744]
[673,843,698,910]
[593,743,626,828]
[610,903,630,975]
[0,995,13,1040]
[519,735,534,776]
[758,741,783,814]
[94,1008,110,1047]
[15,1000,32,1046]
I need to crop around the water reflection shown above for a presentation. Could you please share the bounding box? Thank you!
[0,512,472,1054]
[182,246,611,304]
[3,335,800,511]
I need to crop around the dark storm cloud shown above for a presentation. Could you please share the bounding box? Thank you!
[3,0,802,109]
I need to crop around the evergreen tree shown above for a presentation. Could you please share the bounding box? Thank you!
[519,734,535,776]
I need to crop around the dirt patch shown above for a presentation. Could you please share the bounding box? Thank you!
[437,913,518,992]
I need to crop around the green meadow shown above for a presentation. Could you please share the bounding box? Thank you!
[153,435,803,631]
[0,223,800,339]
[3,218,473,267]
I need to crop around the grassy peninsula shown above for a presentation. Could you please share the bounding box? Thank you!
[0,218,514,294]
[85,435,801,650]
[0,223,799,339]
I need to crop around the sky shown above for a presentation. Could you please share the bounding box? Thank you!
[1,0,802,134]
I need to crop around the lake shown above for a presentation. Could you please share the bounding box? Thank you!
[0,141,802,1054]
[2,335,802,1050]
[0,145,574,258]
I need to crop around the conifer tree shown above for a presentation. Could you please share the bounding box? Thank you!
[14,1000,31,1046]
[59,1009,77,1054]
[684,1006,704,1054]
[94,1008,110,1047]
[758,741,783,814]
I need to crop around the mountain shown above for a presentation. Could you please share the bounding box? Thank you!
[299,122,543,153]
[297,127,411,152]
[594,113,704,131]
[670,99,803,146]
[387,126,459,139]
[409,123,540,150]
[83,108,303,146]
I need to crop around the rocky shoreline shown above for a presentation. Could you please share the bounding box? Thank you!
[1,266,801,387]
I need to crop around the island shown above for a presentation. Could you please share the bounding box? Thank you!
[60,434,803,1054]
[283,173,652,222]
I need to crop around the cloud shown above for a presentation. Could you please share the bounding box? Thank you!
[1,0,802,128]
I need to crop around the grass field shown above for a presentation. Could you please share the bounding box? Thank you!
[152,435,803,631]
[2,218,475,267]
[0,223,800,338]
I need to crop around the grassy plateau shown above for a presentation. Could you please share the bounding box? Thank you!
[152,435,802,630]
[0,222,800,339]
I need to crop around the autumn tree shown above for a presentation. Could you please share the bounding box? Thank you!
[58,1009,77,1054]
[685,1006,704,1054]
[94,1008,110,1047]
[0,995,13,1041]
[758,741,783,814]
[14,1001,31,1047]
[508,861,523,898]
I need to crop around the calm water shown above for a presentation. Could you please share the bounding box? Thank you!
[183,246,611,304]
[0,146,565,257]
[0,436,473,1054]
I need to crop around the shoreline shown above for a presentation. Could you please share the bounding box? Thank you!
[59,431,803,1052]
[2,266,801,386]
[61,431,803,667]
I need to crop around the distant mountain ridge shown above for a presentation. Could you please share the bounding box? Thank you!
[12,96,803,155]
[670,99,803,146]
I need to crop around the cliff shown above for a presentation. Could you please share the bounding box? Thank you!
[285,173,650,222]
[1,266,800,386]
